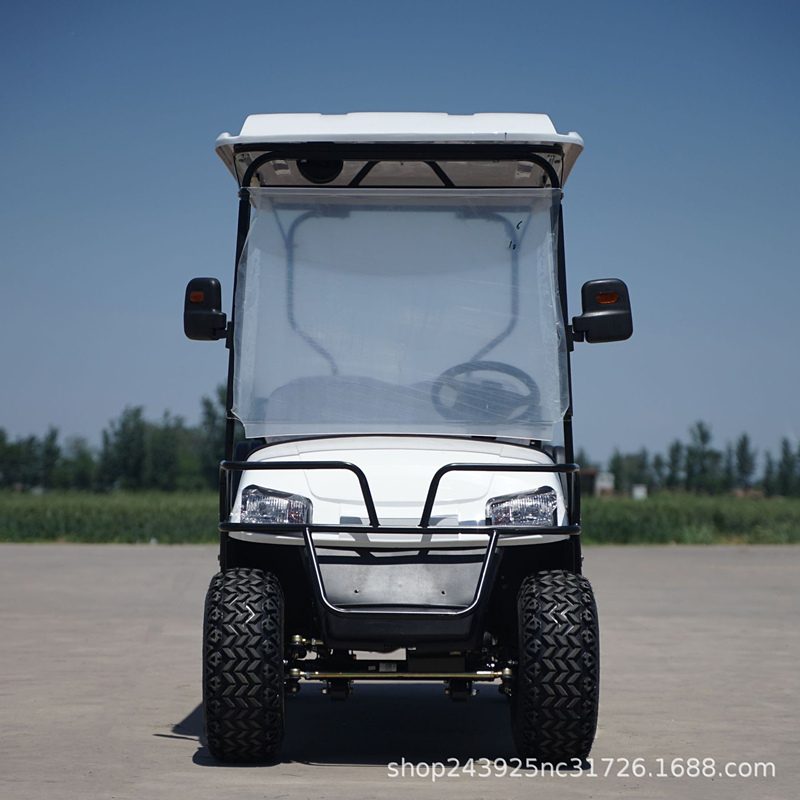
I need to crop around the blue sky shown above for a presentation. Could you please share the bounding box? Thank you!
[1,0,798,463]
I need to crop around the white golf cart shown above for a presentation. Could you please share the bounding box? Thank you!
[184,112,632,763]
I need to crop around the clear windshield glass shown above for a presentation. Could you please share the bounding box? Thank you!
[233,188,568,440]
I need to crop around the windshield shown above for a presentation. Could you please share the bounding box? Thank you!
[232,188,568,441]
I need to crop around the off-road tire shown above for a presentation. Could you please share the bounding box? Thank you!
[511,570,599,762]
[202,569,285,762]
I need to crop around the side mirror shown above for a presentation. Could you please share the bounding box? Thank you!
[184,278,227,341]
[572,278,633,343]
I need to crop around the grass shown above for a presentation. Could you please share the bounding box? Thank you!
[0,491,798,544]
[0,491,219,543]
[581,493,800,545]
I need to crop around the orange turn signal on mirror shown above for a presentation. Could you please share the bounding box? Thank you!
[189,291,205,303]
[595,291,619,305]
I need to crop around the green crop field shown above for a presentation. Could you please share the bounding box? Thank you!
[0,491,798,544]
[0,491,220,544]
[580,494,800,544]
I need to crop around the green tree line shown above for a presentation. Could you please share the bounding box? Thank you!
[607,421,800,497]
[0,387,230,492]
[2,407,799,498]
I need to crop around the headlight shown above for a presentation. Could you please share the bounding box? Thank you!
[240,485,313,524]
[486,487,557,526]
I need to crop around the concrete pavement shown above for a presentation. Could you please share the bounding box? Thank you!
[1,544,796,799]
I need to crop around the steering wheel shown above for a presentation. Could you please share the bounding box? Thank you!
[431,361,540,422]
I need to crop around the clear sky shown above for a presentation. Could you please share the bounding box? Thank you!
[2,0,798,463]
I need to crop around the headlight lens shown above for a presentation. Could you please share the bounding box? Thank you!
[486,487,557,526]
[240,485,313,524]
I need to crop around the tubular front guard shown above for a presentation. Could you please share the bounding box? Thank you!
[219,460,580,648]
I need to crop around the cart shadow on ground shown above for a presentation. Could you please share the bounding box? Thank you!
[169,682,518,768]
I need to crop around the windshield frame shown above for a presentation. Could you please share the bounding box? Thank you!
[220,145,576,460]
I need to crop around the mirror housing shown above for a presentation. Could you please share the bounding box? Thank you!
[184,278,227,341]
[572,279,633,343]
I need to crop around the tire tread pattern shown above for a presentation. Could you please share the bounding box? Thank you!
[202,568,284,762]
[512,570,599,761]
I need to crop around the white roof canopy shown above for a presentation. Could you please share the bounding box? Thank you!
[215,112,584,186]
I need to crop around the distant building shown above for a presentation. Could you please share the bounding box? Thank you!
[581,470,615,497]
[595,472,615,496]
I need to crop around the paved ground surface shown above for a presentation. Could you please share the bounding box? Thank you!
[1,544,797,800]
